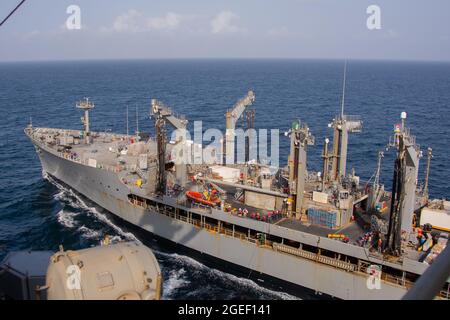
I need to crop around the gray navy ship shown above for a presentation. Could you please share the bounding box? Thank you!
[25,90,450,300]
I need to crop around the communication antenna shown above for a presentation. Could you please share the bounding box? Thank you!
[136,105,139,136]
[341,60,347,119]
[126,105,129,137]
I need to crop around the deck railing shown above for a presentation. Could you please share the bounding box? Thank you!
[127,195,449,299]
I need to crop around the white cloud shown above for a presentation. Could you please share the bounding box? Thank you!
[111,10,183,33]
[113,9,143,32]
[108,10,243,35]
[147,12,182,31]
[210,11,242,34]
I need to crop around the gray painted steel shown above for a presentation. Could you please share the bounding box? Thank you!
[26,132,420,300]
[403,244,450,300]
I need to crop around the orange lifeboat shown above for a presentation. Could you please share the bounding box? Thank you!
[186,191,221,207]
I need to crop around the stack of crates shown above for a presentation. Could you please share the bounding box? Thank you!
[307,208,337,229]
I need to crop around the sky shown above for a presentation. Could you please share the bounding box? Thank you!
[0,0,449,62]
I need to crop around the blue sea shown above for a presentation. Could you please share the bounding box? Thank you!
[0,59,449,299]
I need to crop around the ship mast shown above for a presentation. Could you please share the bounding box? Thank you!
[385,112,421,256]
[328,61,362,181]
[341,60,347,119]
[126,105,129,137]
[287,120,315,219]
[321,137,330,191]
[136,105,139,137]
[76,97,95,144]
[151,98,189,192]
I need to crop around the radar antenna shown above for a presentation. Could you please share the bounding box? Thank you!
[341,60,347,119]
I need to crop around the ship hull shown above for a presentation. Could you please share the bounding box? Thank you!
[33,142,409,300]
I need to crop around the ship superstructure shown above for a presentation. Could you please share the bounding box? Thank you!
[24,90,449,300]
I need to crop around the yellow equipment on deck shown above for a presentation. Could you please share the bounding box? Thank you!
[328,234,346,239]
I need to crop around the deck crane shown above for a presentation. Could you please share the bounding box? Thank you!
[244,108,256,162]
[368,150,385,211]
[224,90,255,164]
[151,99,189,192]
[151,99,188,131]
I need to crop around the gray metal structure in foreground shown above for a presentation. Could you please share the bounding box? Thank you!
[403,244,450,300]
[0,242,162,300]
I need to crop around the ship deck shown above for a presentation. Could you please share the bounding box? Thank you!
[27,127,156,186]
[26,126,404,252]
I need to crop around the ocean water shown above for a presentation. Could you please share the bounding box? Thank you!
[0,59,449,299]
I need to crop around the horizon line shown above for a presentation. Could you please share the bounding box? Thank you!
[1,56,450,64]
